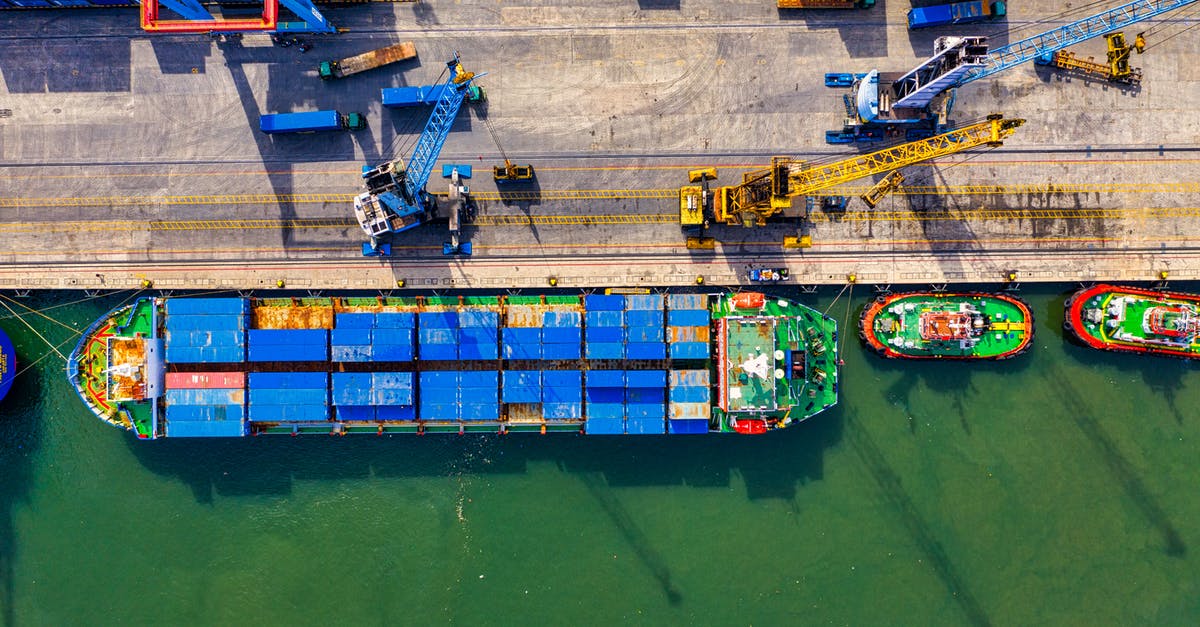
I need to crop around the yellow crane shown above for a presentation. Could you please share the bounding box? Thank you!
[680,114,1024,232]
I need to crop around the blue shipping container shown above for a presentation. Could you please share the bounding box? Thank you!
[373,343,414,361]
[668,419,710,434]
[248,342,326,362]
[586,327,624,344]
[165,315,244,331]
[459,310,499,328]
[627,370,667,388]
[585,416,625,435]
[542,343,580,360]
[586,311,624,328]
[378,406,417,421]
[375,312,416,328]
[584,295,624,311]
[586,343,624,360]
[419,311,459,329]
[670,342,710,359]
[626,310,664,327]
[667,309,710,327]
[251,388,327,406]
[332,345,373,362]
[248,329,328,346]
[260,110,344,133]
[627,342,667,360]
[165,298,247,316]
[336,406,377,422]
[249,372,327,389]
[332,328,373,346]
[543,311,582,327]
[587,370,625,388]
[627,417,665,435]
[166,420,248,438]
[625,294,664,311]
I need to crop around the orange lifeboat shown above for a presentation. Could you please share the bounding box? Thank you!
[731,418,768,434]
[732,292,765,310]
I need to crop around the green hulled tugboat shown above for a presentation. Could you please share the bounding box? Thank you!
[860,292,1034,360]
[1064,284,1200,358]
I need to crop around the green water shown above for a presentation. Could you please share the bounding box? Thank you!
[1,286,1198,625]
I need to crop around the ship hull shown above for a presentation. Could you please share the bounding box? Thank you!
[68,292,839,438]
[1064,284,1200,359]
[860,292,1034,360]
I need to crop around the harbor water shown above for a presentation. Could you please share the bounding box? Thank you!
[0,286,1197,625]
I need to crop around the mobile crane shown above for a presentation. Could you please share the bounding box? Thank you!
[825,0,1196,143]
[680,115,1023,244]
[354,53,480,256]
[1035,32,1146,86]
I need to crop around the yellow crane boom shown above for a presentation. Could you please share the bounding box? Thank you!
[699,114,1023,226]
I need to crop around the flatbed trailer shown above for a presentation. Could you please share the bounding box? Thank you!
[319,41,417,80]
[778,0,874,8]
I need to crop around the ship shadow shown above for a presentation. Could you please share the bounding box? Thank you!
[0,343,43,627]
[126,408,843,503]
[853,287,1036,436]
[126,407,844,607]
[1057,283,1195,425]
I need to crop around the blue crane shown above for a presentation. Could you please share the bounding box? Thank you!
[355,53,479,255]
[826,0,1197,143]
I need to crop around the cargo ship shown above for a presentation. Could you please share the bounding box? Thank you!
[860,292,1033,359]
[1064,284,1200,358]
[0,328,14,403]
[67,292,839,438]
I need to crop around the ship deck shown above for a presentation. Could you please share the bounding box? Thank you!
[1,1,1199,289]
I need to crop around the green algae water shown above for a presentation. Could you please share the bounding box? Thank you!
[1,286,1198,625]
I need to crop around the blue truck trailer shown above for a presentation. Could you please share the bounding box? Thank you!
[907,1,1005,29]
[259,110,366,134]
[381,84,485,108]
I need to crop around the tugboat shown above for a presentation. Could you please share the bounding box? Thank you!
[1064,284,1200,358]
[860,292,1034,360]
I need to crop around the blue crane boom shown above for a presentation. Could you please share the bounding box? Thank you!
[354,53,478,254]
[828,0,1197,142]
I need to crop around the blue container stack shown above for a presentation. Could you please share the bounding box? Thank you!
[247,372,329,422]
[163,298,247,364]
[502,370,583,421]
[163,387,246,437]
[419,371,500,420]
[462,371,500,421]
[668,369,711,434]
[543,370,583,420]
[584,295,625,359]
[502,305,543,360]
[332,371,414,422]
[626,370,667,434]
[418,310,459,360]
[624,294,667,360]
[585,370,669,435]
[459,308,499,360]
[542,310,582,360]
[331,312,416,362]
[248,329,328,362]
[585,369,626,434]
[375,312,416,361]
[667,294,711,359]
